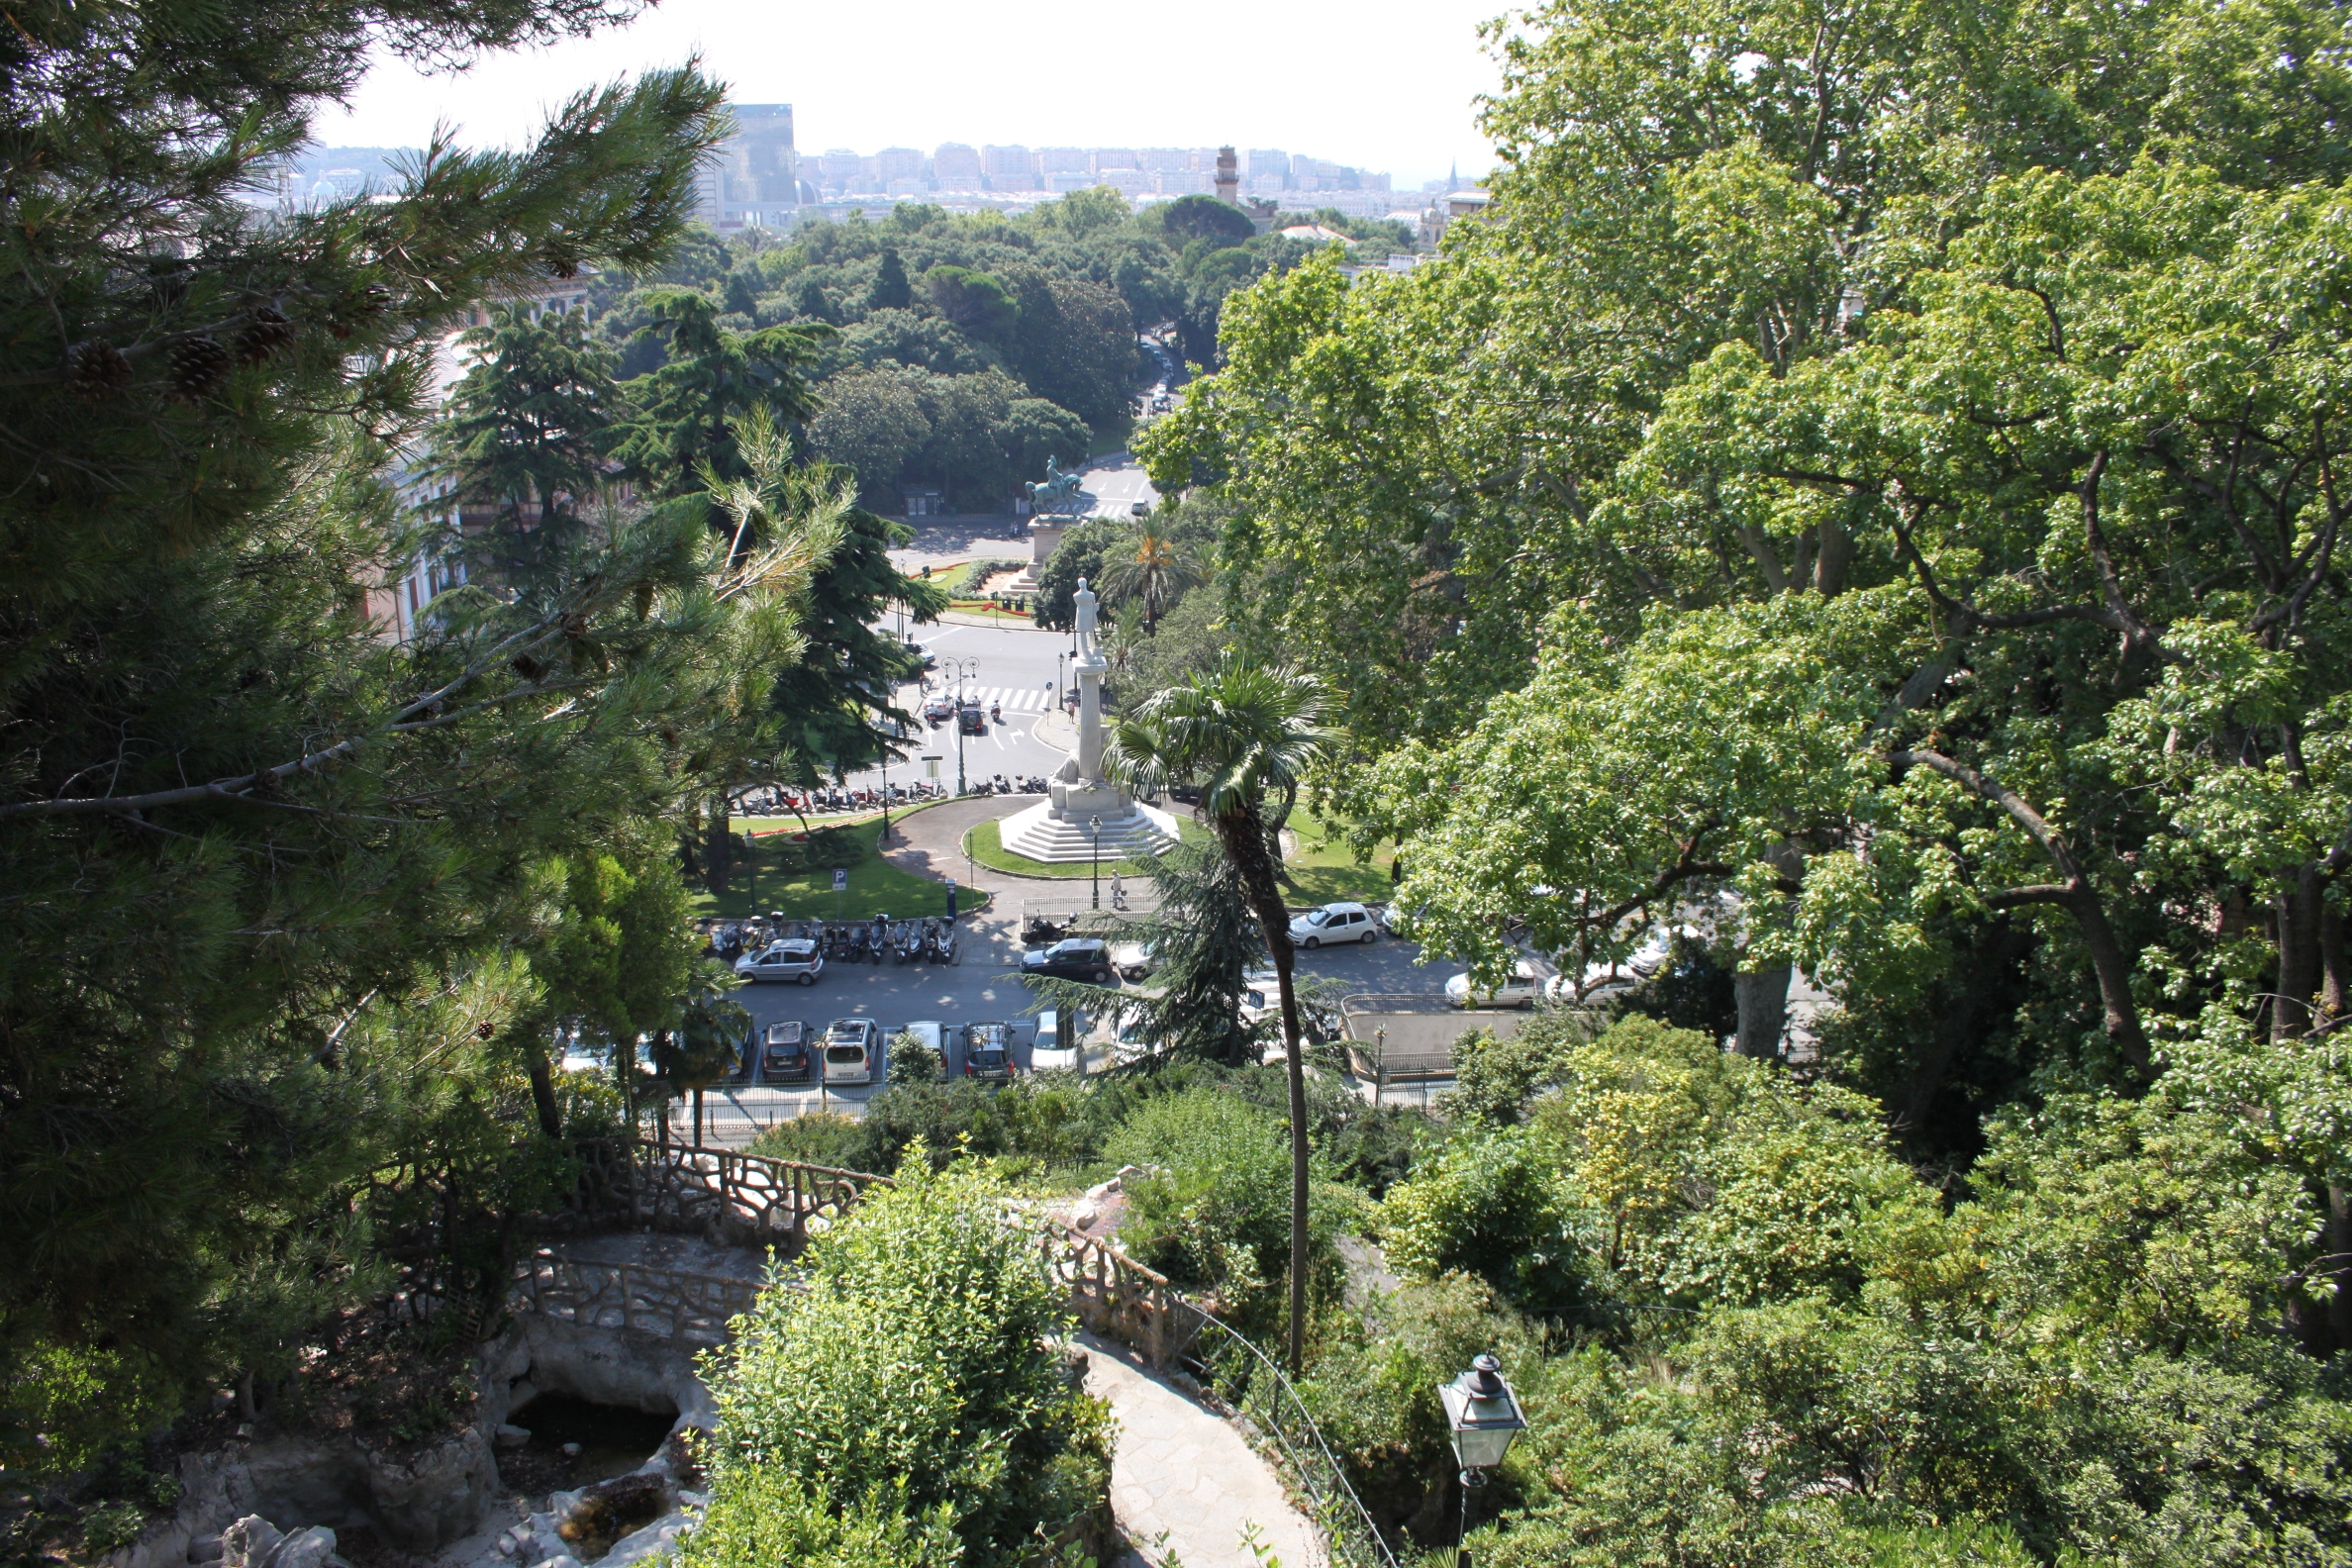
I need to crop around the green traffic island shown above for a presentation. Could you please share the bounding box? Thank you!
[691,808,986,921]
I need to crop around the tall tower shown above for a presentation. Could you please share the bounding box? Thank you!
[1215,146,1240,207]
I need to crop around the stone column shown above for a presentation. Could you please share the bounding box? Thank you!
[1076,649,1106,783]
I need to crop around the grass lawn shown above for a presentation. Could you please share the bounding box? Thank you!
[687,807,989,921]
[962,814,1211,879]
[1281,807,1396,904]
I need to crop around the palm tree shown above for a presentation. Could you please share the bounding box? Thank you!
[1096,529,1204,633]
[1104,653,1331,1372]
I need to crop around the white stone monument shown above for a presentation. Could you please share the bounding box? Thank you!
[999,578,1178,863]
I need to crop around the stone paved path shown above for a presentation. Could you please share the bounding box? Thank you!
[1081,1333,1319,1568]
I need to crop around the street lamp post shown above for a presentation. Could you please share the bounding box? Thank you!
[1439,1354,1526,1568]
[939,656,979,796]
[1089,815,1103,911]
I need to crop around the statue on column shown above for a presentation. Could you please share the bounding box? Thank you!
[1073,576,1099,659]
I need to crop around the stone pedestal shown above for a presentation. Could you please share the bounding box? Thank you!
[999,604,1177,863]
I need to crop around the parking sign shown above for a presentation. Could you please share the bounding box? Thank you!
[833,867,847,893]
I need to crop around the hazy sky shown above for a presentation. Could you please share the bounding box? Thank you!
[318,0,1512,189]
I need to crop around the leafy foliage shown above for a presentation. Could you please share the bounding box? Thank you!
[696,1162,1108,1567]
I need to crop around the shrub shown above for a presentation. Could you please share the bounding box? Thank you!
[696,1162,1108,1567]
[746,1113,869,1172]
[676,1468,961,1568]
[78,1503,147,1553]
[1104,1089,1350,1321]
[885,1029,940,1086]
[1378,1126,1585,1309]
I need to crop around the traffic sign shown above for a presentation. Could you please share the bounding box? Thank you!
[833,867,848,892]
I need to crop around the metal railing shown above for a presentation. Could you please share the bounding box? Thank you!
[1175,1307,1400,1568]
[1035,1220,1396,1568]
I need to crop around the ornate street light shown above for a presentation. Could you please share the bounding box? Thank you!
[1088,815,1103,911]
[1440,1353,1525,1559]
[939,655,980,795]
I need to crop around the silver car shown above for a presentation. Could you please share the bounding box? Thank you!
[735,938,824,986]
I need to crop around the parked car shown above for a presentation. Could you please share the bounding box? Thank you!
[1543,926,1680,1003]
[1109,1006,1160,1065]
[1030,1009,1081,1071]
[730,1026,758,1082]
[1445,958,1542,1009]
[1108,938,1156,983]
[761,1020,812,1082]
[1022,937,1117,984]
[821,1018,880,1085]
[1289,901,1377,948]
[735,937,824,986]
[961,1021,1015,1082]
[1376,902,1419,937]
[897,1019,947,1080]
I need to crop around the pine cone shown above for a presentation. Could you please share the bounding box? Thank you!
[234,305,295,365]
[62,340,133,402]
[168,336,232,399]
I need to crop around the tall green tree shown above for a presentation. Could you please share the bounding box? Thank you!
[429,303,628,588]
[607,287,827,495]
[1105,655,1332,1371]
[1097,528,1203,632]
[865,246,913,312]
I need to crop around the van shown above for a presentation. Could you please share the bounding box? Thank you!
[1030,1009,1081,1072]
[822,1019,879,1086]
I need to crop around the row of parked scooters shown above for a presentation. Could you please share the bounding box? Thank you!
[705,915,960,967]
[820,914,958,965]
[740,781,952,815]
[959,774,1047,797]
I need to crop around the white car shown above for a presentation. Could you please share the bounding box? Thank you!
[1445,958,1542,1009]
[1109,938,1156,982]
[1108,1006,1160,1065]
[1030,1008,1082,1071]
[1289,902,1378,949]
[735,938,824,986]
[1542,927,1683,1003]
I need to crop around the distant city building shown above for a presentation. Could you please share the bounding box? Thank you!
[691,103,801,231]
[933,143,982,180]
[876,147,925,180]
[1247,148,1288,179]
[1216,147,1240,207]
[1038,147,1091,174]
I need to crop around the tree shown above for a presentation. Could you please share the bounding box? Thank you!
[922,264,1019,340]
[1024,837,1266,1065]
[1105,655,1332,1370]
[1009,274,1139,430]
[1030,518,1127,632]
[428,304,627,589]
[0,4,865,1452]
[606,287,827,496]
[865,246,913,312]
[1156,193,1257,248]
[1096,529,1203,632]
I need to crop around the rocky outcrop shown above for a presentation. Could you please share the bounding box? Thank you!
[358,1424,500,1551]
